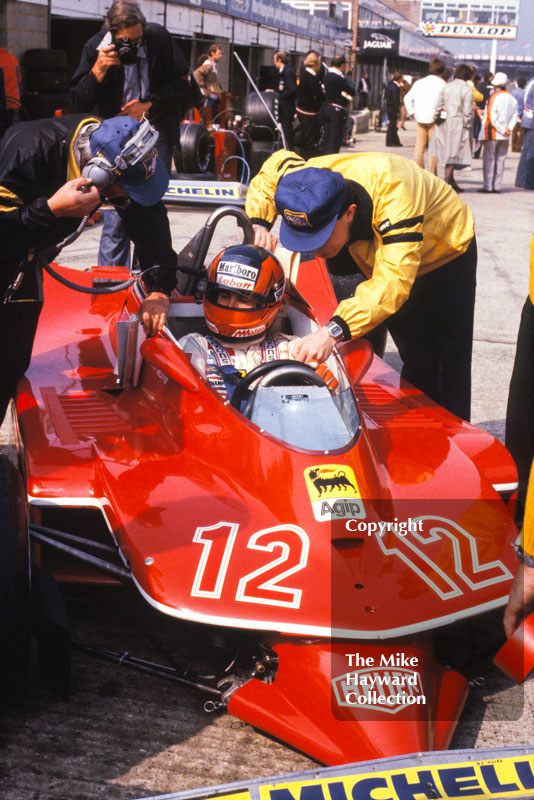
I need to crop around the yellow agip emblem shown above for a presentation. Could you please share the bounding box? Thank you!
[304,464,365,523]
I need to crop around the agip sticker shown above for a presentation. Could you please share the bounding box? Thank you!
[304,464,365,523]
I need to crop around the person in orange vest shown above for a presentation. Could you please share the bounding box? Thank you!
[477,72,518,193]
[0,47,21,137]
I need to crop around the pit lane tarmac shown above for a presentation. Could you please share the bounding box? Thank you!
[0,582,532,800]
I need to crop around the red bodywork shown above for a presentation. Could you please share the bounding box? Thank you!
[17,253,518,766]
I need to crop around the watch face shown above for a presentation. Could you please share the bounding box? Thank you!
[327,321,343,341]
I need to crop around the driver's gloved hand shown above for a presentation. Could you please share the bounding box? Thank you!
[315,363,339,391]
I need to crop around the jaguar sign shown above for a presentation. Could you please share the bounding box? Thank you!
[359,27,400,54]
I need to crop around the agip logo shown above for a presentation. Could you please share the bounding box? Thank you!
[304,464,365,523]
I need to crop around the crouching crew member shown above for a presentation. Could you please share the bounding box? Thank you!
[246,150,476,420]
[0,114,177,422]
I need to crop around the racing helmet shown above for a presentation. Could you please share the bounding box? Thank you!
[204,245,286,342]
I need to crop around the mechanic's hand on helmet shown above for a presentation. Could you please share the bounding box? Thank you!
[252,224,278,252]
[291,326,336,364]
[47,178,101,218]
[91,43,121,82]
[139,292,170,336]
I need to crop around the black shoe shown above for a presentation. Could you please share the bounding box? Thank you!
[477,188,491,193]
[449,180,464,193]
[492,189,501,194]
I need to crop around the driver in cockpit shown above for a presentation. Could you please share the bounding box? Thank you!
[178,244,339,402]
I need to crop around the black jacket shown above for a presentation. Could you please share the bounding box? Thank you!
[70,23,191,141]
[297,68,325,114]
[0,114,176,295]
[324,71,355,107]
[386,80,401,113]
[277,65,297,106]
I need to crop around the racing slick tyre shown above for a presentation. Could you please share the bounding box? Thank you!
[0,454,31,702]
[25,71,70,92]
[22,48,68,72]
[173,122,212,174]
[245,92,279,142]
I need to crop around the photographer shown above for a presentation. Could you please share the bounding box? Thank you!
[70,0,191,267]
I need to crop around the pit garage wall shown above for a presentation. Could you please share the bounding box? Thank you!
[0,1,49,58]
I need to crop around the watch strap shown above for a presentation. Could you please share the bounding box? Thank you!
[327,315,351,343]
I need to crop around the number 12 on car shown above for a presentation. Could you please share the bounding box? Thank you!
[190,521,310,609]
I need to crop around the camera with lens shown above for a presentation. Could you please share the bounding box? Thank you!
[113,37,141,65]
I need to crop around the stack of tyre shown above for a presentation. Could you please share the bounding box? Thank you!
[22,48,70,120]
[244,91,280,178]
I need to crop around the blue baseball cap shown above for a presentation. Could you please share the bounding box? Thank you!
[274,168,348,252]
[89,116,169,206]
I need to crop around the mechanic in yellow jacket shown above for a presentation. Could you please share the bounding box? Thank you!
[506,235,534,522]
[246,150,476,420]
[504,462,534,637]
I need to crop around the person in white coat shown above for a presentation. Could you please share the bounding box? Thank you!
[478,71,518,193]
[403,58,446,173]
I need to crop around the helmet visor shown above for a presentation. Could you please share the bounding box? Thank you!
[206,281,282,310]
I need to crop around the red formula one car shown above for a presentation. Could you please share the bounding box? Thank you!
[1,208,519,766]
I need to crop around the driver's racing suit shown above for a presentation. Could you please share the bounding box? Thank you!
[0,113,177,421]
[179,332,301,401]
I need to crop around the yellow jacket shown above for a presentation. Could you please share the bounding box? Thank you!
[468,79,484,109]
[529,233,534,304]
[523,465,534,557]
[246,150,475,339]
[522,235,534,558]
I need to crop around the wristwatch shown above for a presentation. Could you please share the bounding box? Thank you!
[326,319,345,343]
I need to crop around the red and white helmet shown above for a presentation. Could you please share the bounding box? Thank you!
[204,245,286,342]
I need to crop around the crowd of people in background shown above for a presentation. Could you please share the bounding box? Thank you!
[385,59,532,196]
[263,47,357,158]
[2,17,533,177]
